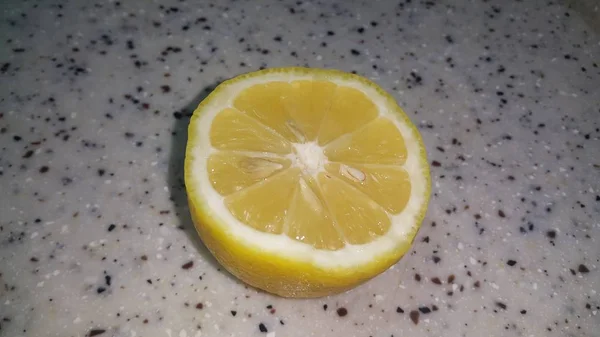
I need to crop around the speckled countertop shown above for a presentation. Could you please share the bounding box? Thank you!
[1,0,599,336]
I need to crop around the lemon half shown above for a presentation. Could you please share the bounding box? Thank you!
[185,67,430,298]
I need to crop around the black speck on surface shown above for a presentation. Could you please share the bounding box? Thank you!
[418,306,431,314]
[259,323,268,333]
[578,264,590,273]
[55,175,70,188]
[88,329,106,337]
[409,310,419,325]
[337,307,348,317]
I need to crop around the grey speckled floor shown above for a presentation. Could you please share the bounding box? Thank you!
[1,0,599,337]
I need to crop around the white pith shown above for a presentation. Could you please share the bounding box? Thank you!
[290,141,327,176]
[188,71,428,268]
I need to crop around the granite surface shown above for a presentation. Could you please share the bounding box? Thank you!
[1,0,599,336]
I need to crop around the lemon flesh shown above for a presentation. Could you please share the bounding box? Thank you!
[185,67,430,298]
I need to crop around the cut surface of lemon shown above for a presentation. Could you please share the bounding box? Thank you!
[185,67,430,298]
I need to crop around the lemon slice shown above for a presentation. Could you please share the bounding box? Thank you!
[185,67,430,298]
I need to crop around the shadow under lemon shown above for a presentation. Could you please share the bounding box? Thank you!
[167,80,247,287]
